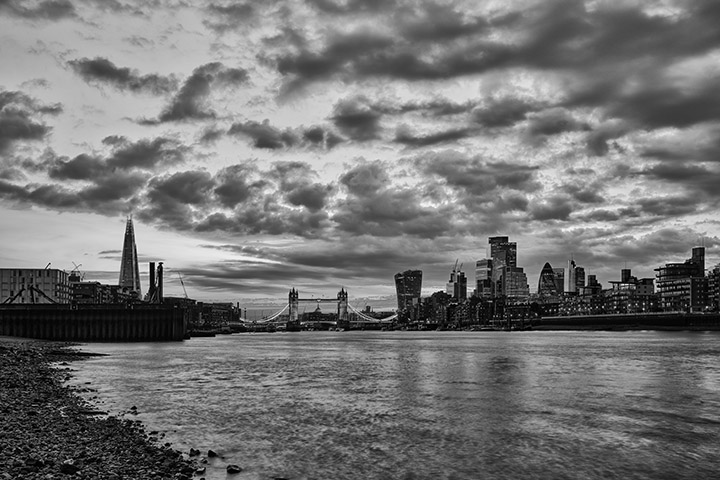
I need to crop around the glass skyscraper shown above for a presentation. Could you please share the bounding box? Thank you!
[118,216,141,295]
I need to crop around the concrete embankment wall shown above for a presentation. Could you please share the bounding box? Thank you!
[0,304,187,341]
[538,312,720,330]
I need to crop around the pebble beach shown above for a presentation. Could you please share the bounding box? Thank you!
[0,337,200,480]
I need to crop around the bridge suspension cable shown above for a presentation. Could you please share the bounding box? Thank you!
[347,304,397,323]
[251,303,289,323]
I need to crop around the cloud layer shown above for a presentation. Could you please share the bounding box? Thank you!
[2,0,720,301]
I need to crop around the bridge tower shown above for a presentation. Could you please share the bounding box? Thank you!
[337,288,349,329]
[289,288,299,324]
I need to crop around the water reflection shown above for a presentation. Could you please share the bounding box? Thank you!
[73,331,720,480]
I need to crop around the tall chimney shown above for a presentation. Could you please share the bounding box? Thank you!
[149,262,156,301]
[157,262,164,303]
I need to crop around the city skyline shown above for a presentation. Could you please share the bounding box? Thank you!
[2,1,720,302]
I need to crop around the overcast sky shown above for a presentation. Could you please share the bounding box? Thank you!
[2,0,720,306]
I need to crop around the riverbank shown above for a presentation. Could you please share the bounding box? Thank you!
[0,337,199,479]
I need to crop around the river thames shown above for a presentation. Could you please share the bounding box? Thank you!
[72,331,720,479]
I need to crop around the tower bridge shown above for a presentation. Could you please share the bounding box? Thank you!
[239,288,397,331]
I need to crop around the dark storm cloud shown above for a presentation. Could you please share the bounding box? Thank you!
[130,162,333,238]
[603,78,720,130]
[391,98,475,117]
[394,125,476,147]
[330,96,382,141]
[270,161,333,212]
[585,120,630,156]
[147,62,249,123]
[0,90,59,154]
[561,182,605,205]
[195,208,330,238]
[213,163,263,208]
[642,163,720,198]
[107,137,187,170]
[199,238,446,286]
[399,2,489,42]
[529,196,574,221]
[335,160,454,238]
[178,260,334,297]
[39,136,184,180]
[472,97,539,128]
[0,109,51,154]
[0,0,75,20]
[198,125,224,144]
[412,152,541,198]
[228,120,299,149]
[47,153,105,180]
[136,171,215,231]
[525,108,588,138]
[1,133,192,216]
[149,171,215,206]
[636,195,700,218]
[332,188,455,238]
[0,173,146,215]
[265,0,720,139]
[598,228,720,269]
[302,125,344,149]
[227,120,343,150]
[338,160,389,196]
[68,57,177,94]
[642,130,720,164]
[305,0,391,15]
[204,2,255,33]
[76,171,148,205]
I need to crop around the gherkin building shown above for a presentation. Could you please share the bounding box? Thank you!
[538,262,559,298]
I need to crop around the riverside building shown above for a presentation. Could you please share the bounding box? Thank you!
[655,247,707,312]
[0,268,71,304]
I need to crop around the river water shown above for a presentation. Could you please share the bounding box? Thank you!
[72,331,720,480]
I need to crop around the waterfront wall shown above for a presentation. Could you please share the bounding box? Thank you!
[538,312,720,330]
[0,304,187,341]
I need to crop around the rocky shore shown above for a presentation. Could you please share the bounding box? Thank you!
[0,338,200,479]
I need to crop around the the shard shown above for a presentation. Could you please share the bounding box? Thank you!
[118,216,141,294]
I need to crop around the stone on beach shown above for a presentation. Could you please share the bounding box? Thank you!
[0,339,200,479]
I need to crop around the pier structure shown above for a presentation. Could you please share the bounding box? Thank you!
[0,303,187,341]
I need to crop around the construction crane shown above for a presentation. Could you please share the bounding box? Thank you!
[71,262,85,280]
[177,272,188,299]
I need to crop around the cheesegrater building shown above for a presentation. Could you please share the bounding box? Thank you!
[118,216,141,295]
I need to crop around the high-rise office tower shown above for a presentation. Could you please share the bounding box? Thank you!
[394,269,422,311]
[475,259,493,298]
[565,259,577,294]
[119,216,141,294]
[489,236,517,296]
[446,267,467,301]
[553,268,565,294]
[575,266,586,291]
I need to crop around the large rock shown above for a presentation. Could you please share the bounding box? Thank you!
[226,464,243,474]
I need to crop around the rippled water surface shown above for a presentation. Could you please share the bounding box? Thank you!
[73,331,720,479]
